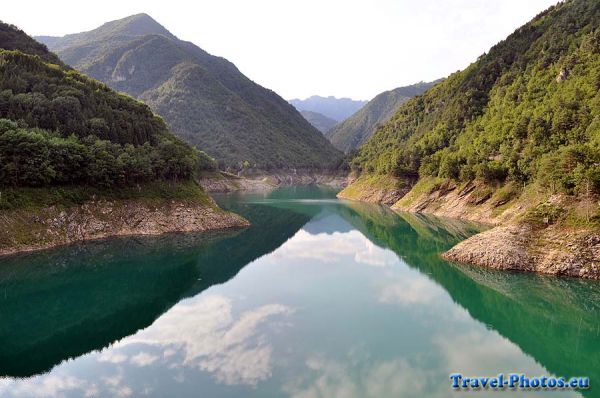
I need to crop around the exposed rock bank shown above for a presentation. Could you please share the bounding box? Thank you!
[443,224,600,279]
[199,171,348,193]
[340,175,600,279]
[0,198,249,256]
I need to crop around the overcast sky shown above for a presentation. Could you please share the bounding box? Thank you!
[5,0,559,100]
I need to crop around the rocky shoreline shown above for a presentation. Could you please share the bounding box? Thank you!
[443,224,600,279]
[338,176,600,279]
[199,171,348,193]
[0,197,249,256]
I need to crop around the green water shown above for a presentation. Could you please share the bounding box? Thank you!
[0,186,599,397]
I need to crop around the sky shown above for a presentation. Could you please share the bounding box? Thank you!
[4,0,559,101]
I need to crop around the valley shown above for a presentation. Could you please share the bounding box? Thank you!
[1,2,600,396]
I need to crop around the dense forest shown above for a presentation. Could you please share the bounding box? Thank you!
[352,0,600,198]
[0,22,216,188]
[38,14,342,171]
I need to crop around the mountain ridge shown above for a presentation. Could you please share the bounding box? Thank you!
[299,110,337,133]
[289,95,367,122]
[326,81,439,152]
[37,14,341,171]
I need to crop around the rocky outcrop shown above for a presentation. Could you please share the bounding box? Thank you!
[392,180,527,225]
[0,198,249,256]
[342,174,600,279]
[443,223,600,279]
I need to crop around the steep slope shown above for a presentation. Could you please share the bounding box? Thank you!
[37,14,341,171]
[0,23,63,65]
[340,0,600,278]
[300,110,337,133]
[326,81,438,152]
[289,95,367,121]
[0,22,247,254]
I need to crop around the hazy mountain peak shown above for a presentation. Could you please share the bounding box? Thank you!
[289,96,367,122]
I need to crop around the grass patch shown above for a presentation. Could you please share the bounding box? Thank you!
[489,182,520,207]
[523,202,566,228]
[0,180,213,211]
[340,174,407,200]
[393,176,444,208]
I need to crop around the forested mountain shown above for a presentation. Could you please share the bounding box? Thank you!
[326,81,438,152]
[289,95,367,121]
[38,14,341,171]
[300,110,337,133]
[350,0,600,201]
[0,21,214,189]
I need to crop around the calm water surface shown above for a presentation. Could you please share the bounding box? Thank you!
[0,186,599,397]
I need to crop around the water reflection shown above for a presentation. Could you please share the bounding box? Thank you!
[0,186,598,397]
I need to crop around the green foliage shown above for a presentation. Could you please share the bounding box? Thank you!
[0,49,168,146]
[0,180,213,211]
[353,0,600,198]
[0,23,217,190]
[0,120,215,188]
[0,21,63,65]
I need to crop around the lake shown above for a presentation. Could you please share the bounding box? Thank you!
[0,185,598,397]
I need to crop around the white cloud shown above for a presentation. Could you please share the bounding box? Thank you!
[98,351,128,364]
[118,294,294,386]
[0,375,95,398]
[130,352,159,367]
[273,229,398,267]
[378,274,445,306]
[284,355,431,398]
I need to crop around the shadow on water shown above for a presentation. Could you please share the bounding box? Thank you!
[0,193,311,378]
[342,202,600,394]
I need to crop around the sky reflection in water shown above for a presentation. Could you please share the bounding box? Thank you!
[0,186,597,397]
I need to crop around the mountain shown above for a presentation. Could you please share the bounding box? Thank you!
[326,81,438,152]
[299,110,337,133]
[0,21,214,189]
[37,14,341,171]
[289,95,367,122]
[0,21,249,255]
[340,0,600,277]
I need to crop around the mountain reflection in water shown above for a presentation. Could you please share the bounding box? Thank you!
[0,185,597,398]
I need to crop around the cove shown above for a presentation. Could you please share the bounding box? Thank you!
[0,185,598,397]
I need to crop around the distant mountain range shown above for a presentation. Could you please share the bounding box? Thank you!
[289,96,367,122]
[299,110,337,133]
[326,81,439,152]
[37,14,341,171]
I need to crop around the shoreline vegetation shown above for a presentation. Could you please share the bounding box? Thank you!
[338,174,600,279]
[0,181,249,256]
[0,22,252,257]
[339,0,600,279]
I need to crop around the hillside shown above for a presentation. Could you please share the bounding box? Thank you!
[37,14,341,171]
[0,21,247,254]
[289,95,367,121]
[340,0,600,278]
[326,81,438,152]
[300,110,337,133]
